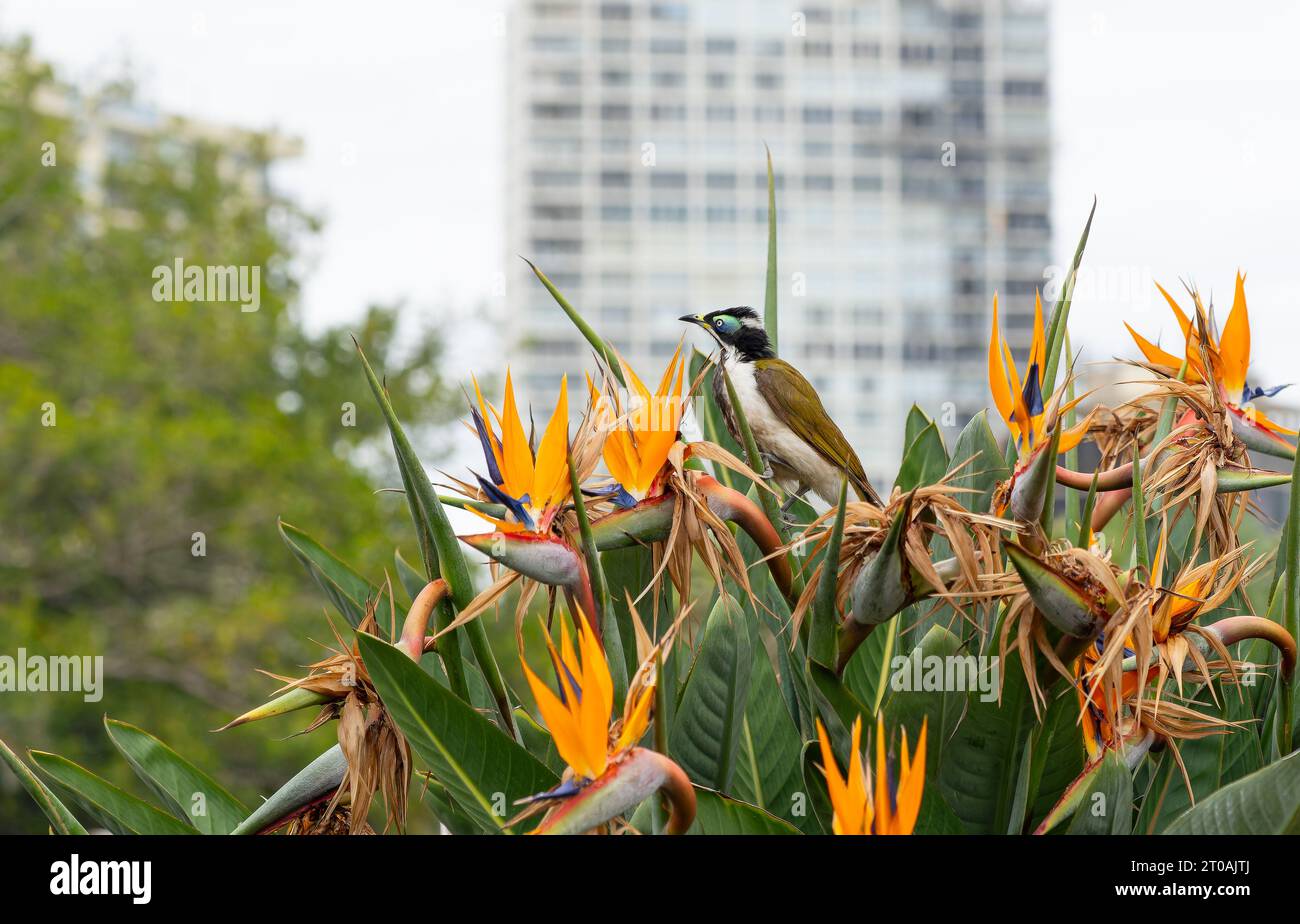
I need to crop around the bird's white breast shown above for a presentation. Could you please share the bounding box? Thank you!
[720,353,842,503]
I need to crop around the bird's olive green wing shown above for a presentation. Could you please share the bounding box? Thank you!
[752,358,881,504]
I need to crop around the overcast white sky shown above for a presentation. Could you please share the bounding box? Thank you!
[4,0,1298,391]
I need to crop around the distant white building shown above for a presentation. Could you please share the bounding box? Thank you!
[505,0,1050,484]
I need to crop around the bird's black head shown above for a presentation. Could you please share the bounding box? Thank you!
[679,307,774,361]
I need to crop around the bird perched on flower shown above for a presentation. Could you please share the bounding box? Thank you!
[815,714,926,835]
[680,307,881,516]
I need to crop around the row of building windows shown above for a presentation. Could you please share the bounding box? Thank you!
[532,33,1007,65]
[533,98,1039,127]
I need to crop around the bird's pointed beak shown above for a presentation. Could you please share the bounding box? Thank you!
[678,313,706,328]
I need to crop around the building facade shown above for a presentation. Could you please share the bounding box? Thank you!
[505,0,1050,485]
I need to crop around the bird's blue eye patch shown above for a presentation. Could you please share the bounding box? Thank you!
[712,315,740,334]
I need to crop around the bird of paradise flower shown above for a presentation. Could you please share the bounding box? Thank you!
[815,714,927,835]
[1125,273,1294,438]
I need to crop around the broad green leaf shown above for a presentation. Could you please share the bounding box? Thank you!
[103,718,246,835]
[0,735,86,834]
[670,597,754,792]
[800,739,833,834]
[939,655,1035,833]
[880,624,965,781]
[1164,747,1300,834]
[947,410,1009,516]
[689,786,800,835]
[807,661,871,761]
[278,519,383,630]
[894,421,948,493]
[30,751,195,835]
[357,633,555,832]
[1065,751,1133,835]
[732,642,816,832]
[903,405,932,452]
[914,782,967,834]
[841,616,897,715]
[1025,688,1086,827]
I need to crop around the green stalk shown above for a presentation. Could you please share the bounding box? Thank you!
[568,446,625,700]
[763,144,779,351]
[1078,472,1100,549]
[1042,198,1097,396]
[1132,441,1149,573]
[1282,444,1300,755]
[1062,331,1079,540]
[523,257,624,387]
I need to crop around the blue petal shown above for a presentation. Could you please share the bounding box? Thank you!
[1022,362,1045,417]
[470,408,504,485]
[1242,382,1291,403]
[584,484,639,509]
[475,475,534,531]
[517,778,585,804]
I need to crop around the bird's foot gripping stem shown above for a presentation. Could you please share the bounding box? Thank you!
[779,483,808,527]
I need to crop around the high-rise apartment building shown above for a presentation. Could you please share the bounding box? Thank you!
[505,0,1050,484]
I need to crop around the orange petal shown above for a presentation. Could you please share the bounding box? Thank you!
[1218,271,1250,399]
[987,294,1016,434]
[531,376,572,512]
[1125,322,1189,374]
[894,718,926,835]
[499,370,535,501]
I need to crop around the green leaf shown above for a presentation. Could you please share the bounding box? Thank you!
[394,547,428,602]
[278,519,383,630]
[689,786,800,834]
[880,624,965,781]
[904,405,932,451]
[732,642,817,832]
[631,785,800,835]
[939,655,1035,833]
[894,421,949,493]
[841,616,897,715]
[230,745,346,835]
[103,718,247,835]
[763,144,779,351]
[808,478,848,668]
[30,751,196,835]
[948,410,1010,516]
[357,632,556,832]
[1066,751,1133,834]
[1164,747,1300,834]
[523,257,623,386]
[355,340,512,732]
[0,735,86,834]
[670,596,754,791]
[1041,198,1097,396]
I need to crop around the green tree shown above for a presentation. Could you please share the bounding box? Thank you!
[0,38,455,832]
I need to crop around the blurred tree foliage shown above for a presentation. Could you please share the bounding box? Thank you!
[0,38,457,832]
